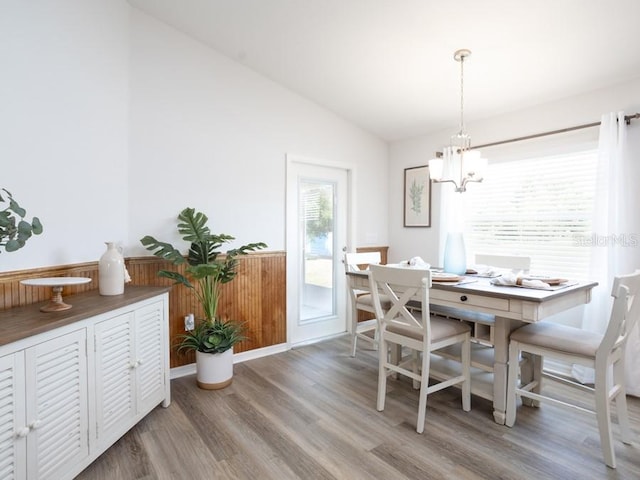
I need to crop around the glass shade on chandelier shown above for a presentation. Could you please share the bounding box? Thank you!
[429,49,487,193]
[428,144,487,193]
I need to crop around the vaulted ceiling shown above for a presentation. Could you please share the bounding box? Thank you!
[129,0,640,141]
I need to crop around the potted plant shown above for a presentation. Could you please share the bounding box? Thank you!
[141,207,266,389]
[1,188,43,253]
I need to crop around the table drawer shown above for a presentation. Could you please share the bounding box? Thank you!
[430,289,510,311]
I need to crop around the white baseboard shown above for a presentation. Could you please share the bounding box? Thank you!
[290,331,348,349]
[170,363,196,379]
[233,342,290,362]
[169,342,290,380]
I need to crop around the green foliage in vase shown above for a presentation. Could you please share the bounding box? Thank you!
[0,188,43,254]
[141,207,267,354]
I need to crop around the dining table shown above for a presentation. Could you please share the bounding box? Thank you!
[346,267,598,424]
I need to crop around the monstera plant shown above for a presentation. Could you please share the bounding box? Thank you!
[0,188,43,253]
[141,207,266,389]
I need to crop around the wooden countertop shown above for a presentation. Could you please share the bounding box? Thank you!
[0,286,171,347]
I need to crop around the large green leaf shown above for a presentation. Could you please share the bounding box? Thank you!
[188,263,223,280]
[187,241,212,266]
[31,217,43,235]
[227,242,268,258]
[5,239,21,252]
[140,235,186,265]
[8,197,26,218]
[177,208,210,243]
[157,270,192,288]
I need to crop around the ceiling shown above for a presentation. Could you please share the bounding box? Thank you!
[128,0,640,142]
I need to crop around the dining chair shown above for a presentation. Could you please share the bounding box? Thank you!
[505,270,640,468]
[474,253,531,274]
[369,264,471,433]
[344,251,389,357]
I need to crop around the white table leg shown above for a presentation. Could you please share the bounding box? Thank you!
[492,316,526,424]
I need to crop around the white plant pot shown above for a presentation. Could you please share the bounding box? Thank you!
[196,348,234,390]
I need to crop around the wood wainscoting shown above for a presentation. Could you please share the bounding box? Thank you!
[355,245,388,264]
[0,251,286,368]
[1,247,388,368]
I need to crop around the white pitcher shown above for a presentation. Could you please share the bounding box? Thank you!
[99,241,125,295]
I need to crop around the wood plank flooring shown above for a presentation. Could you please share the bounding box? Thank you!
[76,334,640,479]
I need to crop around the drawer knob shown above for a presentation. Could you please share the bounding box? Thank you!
[460,295,468,302]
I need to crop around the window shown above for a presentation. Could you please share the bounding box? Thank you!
[462,149,598,280]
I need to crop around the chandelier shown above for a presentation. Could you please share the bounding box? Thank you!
[428,49,487,193]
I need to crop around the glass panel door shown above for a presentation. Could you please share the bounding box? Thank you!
[286,158,348,345]
[301,180,335,322]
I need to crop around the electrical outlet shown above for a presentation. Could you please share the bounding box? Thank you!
[184,313,195,331]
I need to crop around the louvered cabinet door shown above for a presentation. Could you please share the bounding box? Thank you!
[94,312,136,448]
[0,353,26,480]
[134,301,166,414]
[25,329,88,480]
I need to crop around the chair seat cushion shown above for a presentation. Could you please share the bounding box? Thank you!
[356,293,392,309]
[387,315,470,342]
[510,322,603,358]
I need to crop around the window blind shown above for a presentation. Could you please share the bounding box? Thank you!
[462,150,598,280]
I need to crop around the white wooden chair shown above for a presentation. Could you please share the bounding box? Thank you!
[369,264,471,433]
[344,252,389,357]
[474,253,531,274]
[506,270,640,468]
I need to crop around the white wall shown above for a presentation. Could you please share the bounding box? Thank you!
[0,0,130,272]
[127,10,388,255]
[389,77,640,265]
[0,1,388,273]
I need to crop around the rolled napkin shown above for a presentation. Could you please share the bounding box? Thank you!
[473,264,499,277]
[490,272,552,290]
[408,256,431,268]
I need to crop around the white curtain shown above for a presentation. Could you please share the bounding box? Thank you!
[438,146,466,265]
[574,111,640,394]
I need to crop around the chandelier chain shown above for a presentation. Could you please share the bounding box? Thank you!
[460,52,465,135]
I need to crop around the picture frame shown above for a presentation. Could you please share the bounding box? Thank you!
[404,165,431,227]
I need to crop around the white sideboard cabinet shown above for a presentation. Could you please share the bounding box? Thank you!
[0,286,171,480]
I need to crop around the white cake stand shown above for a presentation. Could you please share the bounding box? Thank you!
[21,277,92,312]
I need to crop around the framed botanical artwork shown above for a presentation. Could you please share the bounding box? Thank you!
[404,165,431,227]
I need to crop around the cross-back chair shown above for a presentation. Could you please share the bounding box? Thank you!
[506,269,640,468]
[369,264,471,433]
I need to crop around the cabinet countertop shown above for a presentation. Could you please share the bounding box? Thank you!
[0,285,171,347]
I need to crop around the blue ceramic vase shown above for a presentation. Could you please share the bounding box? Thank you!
[443,232,467,275]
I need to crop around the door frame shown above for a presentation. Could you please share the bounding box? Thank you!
[285,154,357,347]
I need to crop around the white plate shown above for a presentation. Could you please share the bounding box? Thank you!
[432,272,461,282]
[21,277,92,287]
